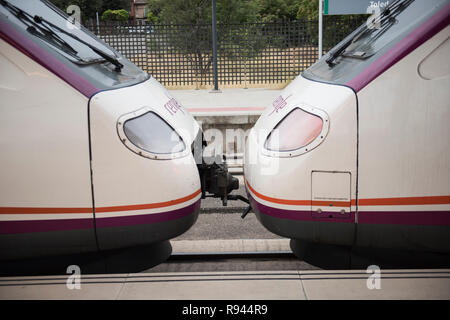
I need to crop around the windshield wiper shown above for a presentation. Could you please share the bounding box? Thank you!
[0,0,80,57]
[0,0,123,72]
[325,23,367,67]
[26,23,81,59]
[33,15,124,71]
[325,0,414,67]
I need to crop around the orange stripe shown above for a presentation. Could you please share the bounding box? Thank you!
[246,179,450,207]
[246,179,349,207]
[246,179,310,206]
[95,189,202,213]
[0,189,201,215]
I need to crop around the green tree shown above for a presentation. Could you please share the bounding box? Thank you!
[216,0,259,24]
[146,0,270,81]
[100,0,130,14]
[147,0,261,25]
[296,0,319,20]
[146,0,212,82]
[255,0,301,22]
[147,10,159,23]
[101,9,129,21]
[147,0,211,25]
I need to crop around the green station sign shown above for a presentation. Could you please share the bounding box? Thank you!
[324,0,391,15]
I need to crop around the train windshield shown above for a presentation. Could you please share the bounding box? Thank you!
[302,0,449,86]
[0,0,148,92]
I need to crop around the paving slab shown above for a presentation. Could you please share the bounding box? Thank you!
[299,269,450,300]
[171,239,291,254]
[118,271,304,300]
[0,274,127,300]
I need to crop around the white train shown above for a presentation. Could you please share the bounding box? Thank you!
[0,0,239,266]
[244,0,450,266]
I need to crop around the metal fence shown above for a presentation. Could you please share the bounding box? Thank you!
[84,15,367,88]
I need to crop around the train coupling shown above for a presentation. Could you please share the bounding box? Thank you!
[193,130,249,207]
[197,154,241,206]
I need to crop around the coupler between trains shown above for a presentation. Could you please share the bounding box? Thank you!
[192,131,250,208]
[197,154,251,207]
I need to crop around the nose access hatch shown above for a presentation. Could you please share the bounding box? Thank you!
[311,171,352,220]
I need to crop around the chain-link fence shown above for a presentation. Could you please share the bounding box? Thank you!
[84,15,367,88]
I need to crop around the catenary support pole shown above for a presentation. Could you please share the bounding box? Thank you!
[211,0,219,91]
[96,11,100,35]
[319,0,323,59]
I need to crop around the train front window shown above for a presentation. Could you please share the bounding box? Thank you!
[0,0,118,66]
[302,0,448,85]
[0,0,148,90]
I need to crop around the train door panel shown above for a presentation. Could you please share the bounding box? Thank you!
[311,171,353,221]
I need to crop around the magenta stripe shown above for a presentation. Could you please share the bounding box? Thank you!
[95,200,200,228]
[0,218,94,235]
[249,194,355,223]
[359,211,450,226]
[0,20,99,98]
[250,194,450,226]
[0,200,200,234]
[347,3,450,92]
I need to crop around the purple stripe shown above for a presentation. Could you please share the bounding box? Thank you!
[359,211,450,226]
[95,200,200,228]
[0,200,200,234]
[0,20,99,98]
[249,194,355,223]
[0,218,94,235]
[347,3,450,92]
[249,194,450,226]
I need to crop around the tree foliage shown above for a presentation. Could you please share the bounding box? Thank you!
[216,0,259,24]
[146,0,305,25]
[146,0,212,82]
[147,0,211,25]
[144,0,308,80]
[146,0,273,81]
[256,0,301,22]
[296,0,319,20]
[101,9,129,21]
[99,0,130,13]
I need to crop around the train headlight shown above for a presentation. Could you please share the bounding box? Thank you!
[117,107,187,160]
[263,106,329,157]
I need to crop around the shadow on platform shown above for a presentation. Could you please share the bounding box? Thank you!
[0,241,172,276]
[290,239,450,269]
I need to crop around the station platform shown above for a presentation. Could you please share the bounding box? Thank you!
[1,240,449,300]
[1,268,449,300]
[170,88,281,117]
